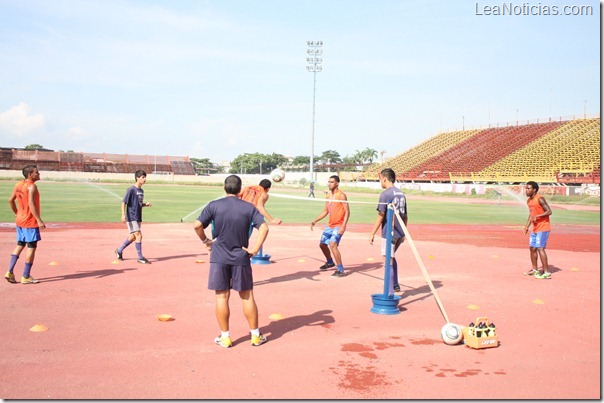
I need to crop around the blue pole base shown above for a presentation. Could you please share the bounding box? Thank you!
[370,293,402,315]
[251,253,272,265]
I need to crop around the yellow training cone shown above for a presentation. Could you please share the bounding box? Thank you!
[297,259,306,263]
[466,304,480,310]
[111,260,121,265]
[30,324,48,332]
[366,257,375,262]
[269,313,284,320]
[195,260,205,264]
[533,299,544,305]
[570,267,579,272]
[428,255,435,260]
[48,261,59,266]
[157,314,174,322]
[491,255,499,258]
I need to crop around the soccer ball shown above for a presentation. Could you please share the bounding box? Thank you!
[440,323,464,345]
[271,169,285,183]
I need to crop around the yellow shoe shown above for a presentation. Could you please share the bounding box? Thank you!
[21,276,40,284]
[251,334,267,346]
[4,271,16,283]
[214,335,232,348]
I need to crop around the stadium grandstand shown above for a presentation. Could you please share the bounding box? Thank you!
[0,149,196,175]
[364,117,600,185]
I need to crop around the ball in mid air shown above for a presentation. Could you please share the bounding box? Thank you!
[271,168,285,183]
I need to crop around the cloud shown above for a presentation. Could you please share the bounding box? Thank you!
[0,103,47,137]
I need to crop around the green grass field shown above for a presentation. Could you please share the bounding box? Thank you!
[0,181,599,225]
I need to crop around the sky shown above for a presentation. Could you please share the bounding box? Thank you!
[0,0,600,164]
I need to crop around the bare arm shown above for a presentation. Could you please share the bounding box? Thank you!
[28,183,45,229]
[8,189,18,215]
[310,203,329,231]
[194,220,213,251]
[121,202,127,223]
[370,211,385,244]
[256,193,281,225]
[339,194,350,235]
[537,197,552,219]
[243,222,269,256]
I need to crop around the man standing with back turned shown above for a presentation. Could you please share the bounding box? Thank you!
[523,181,552,279]
[5,165,45,284]
[195,175,269,348]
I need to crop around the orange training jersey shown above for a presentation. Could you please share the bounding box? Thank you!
[239,185,264,206]
[14,179,40,228]
[527,195,551,233]
[327,189,347,228]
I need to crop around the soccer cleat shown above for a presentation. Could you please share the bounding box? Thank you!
[4,271,17,283]
[137,257,151,264]
[115,249,123,260]
[331,270,346,278]
[21,276,40,284]
[393,284,401,292]
[523,269,538,276]
[319,262,336,271]
[214,335,232,348]
[535,271,552,279]
[251,334,267,346]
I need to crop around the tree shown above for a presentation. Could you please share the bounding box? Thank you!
[190,157,224,174]
[316,150,342,172]
[229,153,287,174]
[24,144,45,150]
[363,147,378,164]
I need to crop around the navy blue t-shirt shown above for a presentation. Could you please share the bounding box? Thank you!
[377,186,407,239]
[123,185,144,222]
[197,196,265,265]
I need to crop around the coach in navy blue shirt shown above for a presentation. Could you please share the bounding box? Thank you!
[194,175,269,348]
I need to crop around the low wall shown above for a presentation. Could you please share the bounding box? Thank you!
[0,170,598,197]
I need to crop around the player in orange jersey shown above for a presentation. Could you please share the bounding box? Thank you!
[310,175,350,277]
[523,181,553,279]
[5,165,46,284]
[239,179,282,225]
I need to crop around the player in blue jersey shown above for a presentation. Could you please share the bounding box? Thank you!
[114,170,152,264]
[369,168,408,293]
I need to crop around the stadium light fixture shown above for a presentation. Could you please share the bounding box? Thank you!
[306,40,323,183]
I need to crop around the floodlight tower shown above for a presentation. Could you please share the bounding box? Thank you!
[306,40,323,183]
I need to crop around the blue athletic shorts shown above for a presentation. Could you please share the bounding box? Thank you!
[320,227,343,245]
[529,231,550,248]
[16,227,41,244]
[208,263,254,292]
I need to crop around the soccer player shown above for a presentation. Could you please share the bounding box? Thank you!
[195,175,269,348]
[310,175,350,277]
[369,168,408,293]
[239,179,282,225]
[114,170,152,264]
[5,165,46,284]
[523,181,553,279]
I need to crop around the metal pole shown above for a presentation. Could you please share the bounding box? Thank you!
[383,206,394,296]
[311,67,316,182]
[306,40,323,184]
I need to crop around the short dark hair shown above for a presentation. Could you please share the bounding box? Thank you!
[135,170,147,180]
[259,179,272,190]
[330,175,340,183]
[225,175,242,195]
[22,165,37,178]
[526,181,539,192]
[380,168,396,183]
